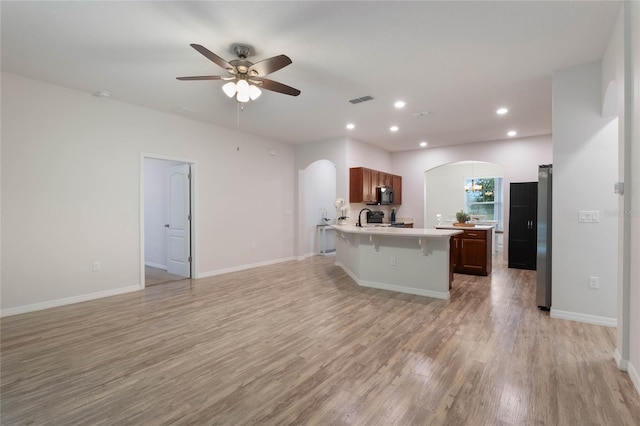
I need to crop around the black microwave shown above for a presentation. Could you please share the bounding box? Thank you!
[376,186,394,205]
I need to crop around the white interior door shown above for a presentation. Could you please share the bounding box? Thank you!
[166,164,191,277]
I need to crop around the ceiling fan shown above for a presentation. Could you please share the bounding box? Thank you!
[177,43,301,103]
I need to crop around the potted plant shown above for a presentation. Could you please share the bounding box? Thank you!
[454,210,475,227]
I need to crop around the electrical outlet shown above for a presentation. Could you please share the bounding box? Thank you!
[589,276,599,289]
[390,257,397,266]
[92,261,101,272]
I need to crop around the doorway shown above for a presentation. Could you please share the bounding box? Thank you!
[142,156,194,287]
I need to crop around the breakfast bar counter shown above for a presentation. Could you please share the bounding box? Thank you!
[331,225,462,300]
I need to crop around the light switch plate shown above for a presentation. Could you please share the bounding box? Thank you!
[579,210,600,223]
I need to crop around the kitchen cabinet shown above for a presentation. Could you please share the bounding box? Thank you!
[450,229,492,276]
[380,172,392,187]
[392,175,402,204]
[349,167,402,204]
[370,170,379,199]
[350,167,375,203]
[508,182,537,270]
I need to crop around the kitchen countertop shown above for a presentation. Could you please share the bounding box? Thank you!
[435,225,495,230]
[333,225,461,239]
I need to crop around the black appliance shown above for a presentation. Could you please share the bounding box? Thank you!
[366,211,384,224]
[376,186,394,205]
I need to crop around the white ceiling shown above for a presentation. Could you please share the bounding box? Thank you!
[1,1,621,152]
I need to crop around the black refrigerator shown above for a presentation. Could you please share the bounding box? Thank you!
[536,164,552,310]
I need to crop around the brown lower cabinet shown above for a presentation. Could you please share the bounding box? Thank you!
[450,229,492,277]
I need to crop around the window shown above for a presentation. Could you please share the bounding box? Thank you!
[464,177,503,230]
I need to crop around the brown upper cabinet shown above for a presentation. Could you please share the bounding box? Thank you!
[349,167,402,204]
[391,175,402,205]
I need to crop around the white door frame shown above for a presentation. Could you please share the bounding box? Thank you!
[140,153,198,288]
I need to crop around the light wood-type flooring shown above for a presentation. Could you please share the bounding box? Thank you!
[2,256,639,425]
[144,265,189,287]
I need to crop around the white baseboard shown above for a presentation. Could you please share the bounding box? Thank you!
[197,256,296,279]
[614,348,628,370]
[0,285,141,318]
[335,261,450,300]
[629,361,640,397]
[145,261,167,269]
[550,308,617,327]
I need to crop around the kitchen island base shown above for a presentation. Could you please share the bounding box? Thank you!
[333,226,462,300]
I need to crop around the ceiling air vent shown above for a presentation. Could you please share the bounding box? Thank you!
[348,95,374,104]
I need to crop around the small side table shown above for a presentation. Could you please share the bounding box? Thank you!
[317,224,335,255]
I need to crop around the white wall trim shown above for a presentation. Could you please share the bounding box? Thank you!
[0,285,141,318]
[613,349,640,397]
[628,361,640,397]
[335,261,450,300]
[145,261,167,270]
[197,256,296,279]
[550,308,617,327]
[615,348,628,370]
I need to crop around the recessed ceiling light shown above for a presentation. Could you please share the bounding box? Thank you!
[346,123,355,130]
[496,107,508,115]
[394,100,406,109]
[420,141,428,147]
[390,125,399,132]
[507,130,517,137]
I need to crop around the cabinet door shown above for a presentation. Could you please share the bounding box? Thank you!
[392,175,402,204]
[508,182,537,270]
[362,168,374,202]
[380,173,392,187]
[369,170,379,203]
[349,168,364,203]
[460,237,487,274]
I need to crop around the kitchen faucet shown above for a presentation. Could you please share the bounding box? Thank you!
[356,208,372,227]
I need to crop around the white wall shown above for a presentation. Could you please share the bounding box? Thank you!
[294,137,347,257]
[604,0,640,394]
[1,73,295,314]
[302,160,336,256]
[425,161,503,228]
[143,158,183,269]
[346,137,392,172]
[551,62,619,325]
[630,0,640,393]
[391,135,552,257]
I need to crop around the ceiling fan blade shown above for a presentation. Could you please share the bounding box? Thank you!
[190,44,233,70]
[248,55,292,76]
[176,75,225,81]
[252,77,300,96]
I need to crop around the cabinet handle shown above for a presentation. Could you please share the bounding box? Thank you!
[467,233,477,236]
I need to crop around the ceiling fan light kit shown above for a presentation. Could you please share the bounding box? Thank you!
[177,43,300,103]
[222,79,262,102]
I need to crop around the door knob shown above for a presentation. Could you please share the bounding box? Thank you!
[164,224,170,228]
